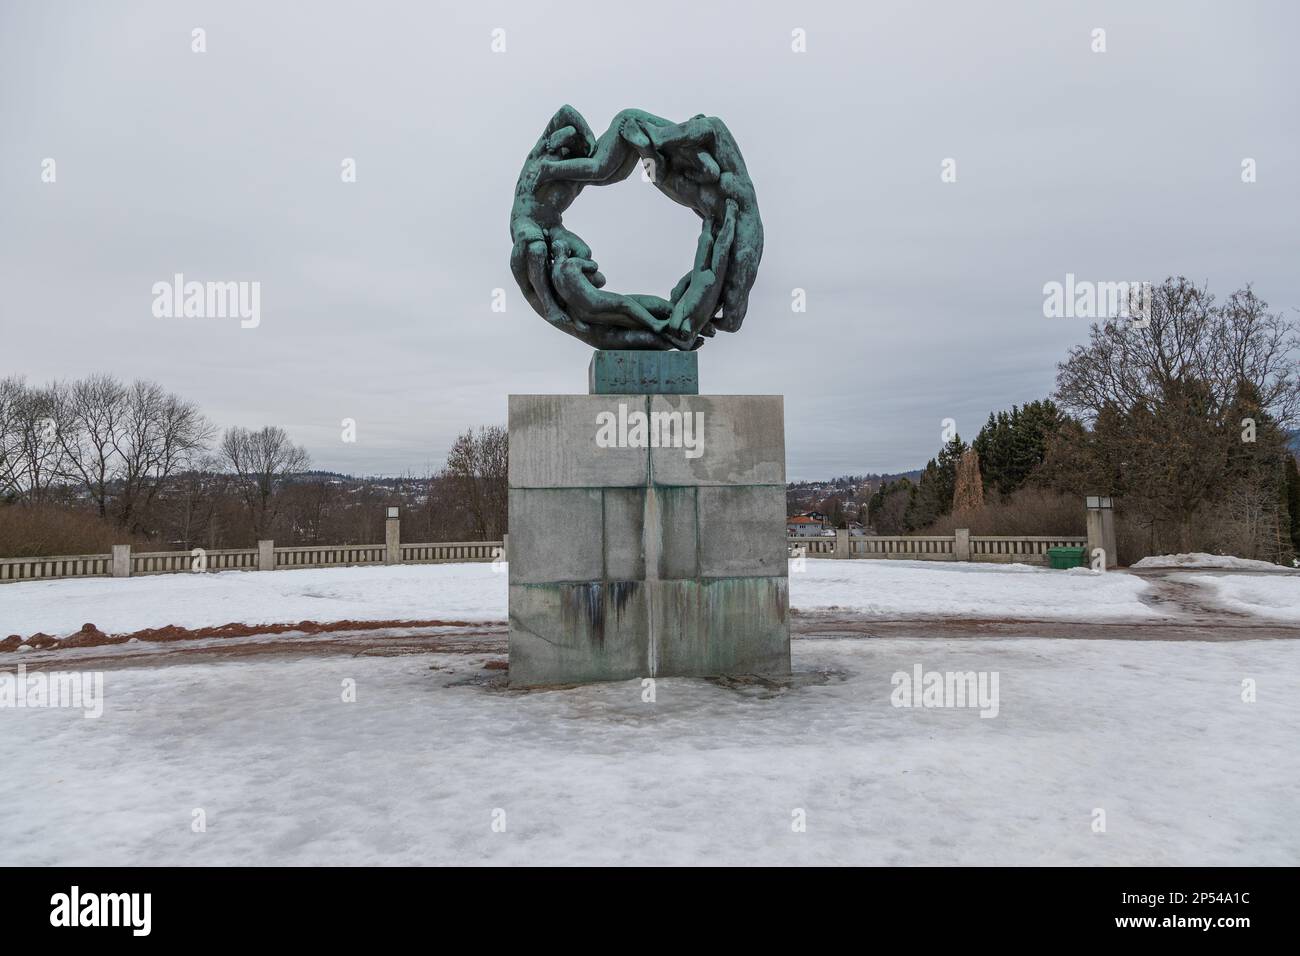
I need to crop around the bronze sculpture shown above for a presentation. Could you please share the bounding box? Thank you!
[510,107,763,351]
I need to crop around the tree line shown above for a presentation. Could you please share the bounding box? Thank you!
[7,277,1298,564]
[868,278,1300,564]
[0,374,507,557]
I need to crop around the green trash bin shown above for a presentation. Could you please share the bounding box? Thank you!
[1047,546,1088,569]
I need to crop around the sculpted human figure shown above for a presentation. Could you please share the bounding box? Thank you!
[550,248,698,350]
[630,115,762,333]
[509,106,598,332]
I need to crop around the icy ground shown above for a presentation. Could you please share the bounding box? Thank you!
[2,636,1296,865]
[3,559,1297,865]
[7,557,1299,639]
[1180,573,1300,623]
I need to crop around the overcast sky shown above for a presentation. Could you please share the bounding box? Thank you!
[2,0,1296,479]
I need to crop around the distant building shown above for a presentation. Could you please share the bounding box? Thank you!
[787,514,827,537]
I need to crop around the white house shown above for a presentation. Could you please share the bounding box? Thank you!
[786,514,826,537]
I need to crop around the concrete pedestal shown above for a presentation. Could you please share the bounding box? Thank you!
[507,390,790,686]
[588,349,699,395]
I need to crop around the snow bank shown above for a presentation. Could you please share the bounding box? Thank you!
[1181,573,1300,623]
[2,637,1295,865]
[1133,553,1294,572]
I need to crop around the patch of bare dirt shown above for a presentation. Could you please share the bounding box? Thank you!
[791,612,1300,642]
[2,617,502,653]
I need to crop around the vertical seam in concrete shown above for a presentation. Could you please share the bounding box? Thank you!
[643,395,651,488]
[694,485,701,579]
[643,395,657,677]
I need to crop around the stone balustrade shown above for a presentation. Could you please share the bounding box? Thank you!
[1,528,1086,583]
[788,531,1086,565]
[0,538,503,582]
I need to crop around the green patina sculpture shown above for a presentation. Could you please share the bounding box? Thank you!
[510,106,763,351]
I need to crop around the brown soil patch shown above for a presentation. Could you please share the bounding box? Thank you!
[2,617,500,653]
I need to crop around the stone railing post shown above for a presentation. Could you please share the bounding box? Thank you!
[112,544,131,578]
[385,507,401,565]
[954,528,971,562]
[834,528,850,559]
[258,539,275,571]
[1085,496,1118,569]
[501,533,509,564]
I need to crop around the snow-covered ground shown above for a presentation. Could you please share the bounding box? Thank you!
[2,559,1165,639]
[2,636,1296,865]
[0,563,511,637]
[790,559,1159,620]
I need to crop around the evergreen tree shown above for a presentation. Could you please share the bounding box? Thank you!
[905,435,966,529]
[972,399,1065,498]
[1284,455,1300,559]
[867,478,914,535]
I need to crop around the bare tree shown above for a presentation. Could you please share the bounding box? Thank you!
[1055,278,1300,556]
[0,376,24,498]
[442,426,508,539]
[55,373,127,519]
[1056,278,1300,430]
[6,381,70,504]
[220,425,310,537]
[110,381,213,532]
[156,454,228,550]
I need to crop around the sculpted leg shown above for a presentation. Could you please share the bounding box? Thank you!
[525,239,583,330]
[509,238,544,316]
[552,257,670,335]
[668,200,737,338]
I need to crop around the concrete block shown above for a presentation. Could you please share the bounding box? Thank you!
[953,528,971,562]
[654,485,699,580]
[508,394,649,488]
[384,518,400,565]
[654,577,790,677]
[258,539,275,571]
[507,488,603,584]
[510,576,790,686]
[602,487,645,581]
[509,581,649,685]
[508,391,789,686]
[1086,508,1117,569]
[697,485,788,578]
[648,395,785,486]
[834,529,850,558]
[111,544,131,578]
